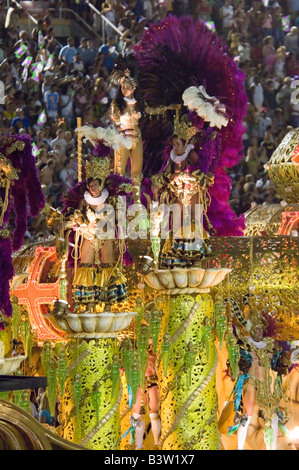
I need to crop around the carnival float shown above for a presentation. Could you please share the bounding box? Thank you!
[0,16,299,451]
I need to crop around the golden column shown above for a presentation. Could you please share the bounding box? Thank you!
[144,267,231,450]
[57,337,122,450]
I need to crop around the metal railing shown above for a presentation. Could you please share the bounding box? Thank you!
[85,0,124,43]
[50,7,102,42]
[14,0,38,27]
[14,1,62,48]
[12,1,124,46]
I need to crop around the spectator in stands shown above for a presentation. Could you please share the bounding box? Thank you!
[101,0,117,38]
[240,180,259,212]
[258,108,272,139]
[272,107,284,130]
[290,92,299,127]
[238,36,251,64]
[58,36,77,66]
[77,37,91,70]
[85,38,98,67]
[289,0,299,21]
[50,128,68,154]
[40,158,56,188]
[250,75,264,112]
[44,27,57,54]
[0,1,5,35]
[31,19,46,51]
[285,50,299,76]
[171,0,185,17]
[274,45,287,80]
[263,79,278,114]
[276,76,293,122]
[143,0,154,21]
[245,147,260,176]
[44,82,60,121]
[246,0,262,41]
[272,4,284,47]
[90,76,108,117]
[99,42,117,73]
[260,129,277,162]
[36,148,49,172]
[11,108,30,132]
[59,158,76,191]
[23,97,37,126]
[284,25,299,55]
[34,129,47,149]
[220,0,234,38]
[72,53,85,73]
[0,38,6,64]
[262,35,276,72]
[74,0,90,23]
[60,82,75,128]
[261,6,273,39]
[64,130,76,153]
[196,0,212,21]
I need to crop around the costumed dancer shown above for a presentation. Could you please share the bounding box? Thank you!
[224,297,295,450]
[109,54,144,203]
[127,339,161,450]
[63,156,133,310]
[151,109,215,268]
[108,54,180,203]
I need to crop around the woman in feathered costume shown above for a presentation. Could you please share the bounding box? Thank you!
[134,15,248,237]
[61,150,134,309]
[107,54,179,203]
[109,54,144,203]
[151,109,216,268]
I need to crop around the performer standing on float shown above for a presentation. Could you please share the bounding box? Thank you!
[224,297,296,450]
[109,54,180,203]
[150,107,217,268]
[131,338,161,450]
[63,156,132,309]
[109,55,144,203]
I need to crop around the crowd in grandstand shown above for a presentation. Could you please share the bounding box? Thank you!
[0,0,298,240]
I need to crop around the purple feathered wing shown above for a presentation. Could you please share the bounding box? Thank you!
[0,135,45,327]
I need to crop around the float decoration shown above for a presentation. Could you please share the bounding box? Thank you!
[0,135,45,326]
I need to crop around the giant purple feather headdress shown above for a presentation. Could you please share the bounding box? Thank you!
[134,15,248,236]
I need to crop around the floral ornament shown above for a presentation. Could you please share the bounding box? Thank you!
[119,68,138,88]
[76,125,132,151]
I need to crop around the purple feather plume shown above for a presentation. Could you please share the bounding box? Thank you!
[0,135,45,324]
[134,15,248,236]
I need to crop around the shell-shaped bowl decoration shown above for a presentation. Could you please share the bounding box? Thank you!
[0,355,27,375]
[110,312,137,332]
[63,314,83,333]
[144,267,231,292]
[55,312,137,335]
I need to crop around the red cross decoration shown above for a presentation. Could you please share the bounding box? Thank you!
[12,246,65,342]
